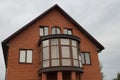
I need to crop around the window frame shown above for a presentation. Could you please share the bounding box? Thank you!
[19,49,33,64]
[81,52,91,65]
[64,28,72,35]
[42,40,50,67]
[39,26,49,36]
[41,38,81,68]
[61,46,70,58]
[51,26,61,34]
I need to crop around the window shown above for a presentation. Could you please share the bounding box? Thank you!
[72,40,79,67]
[43,60,49,67]
[51,46,59,58]
[51,39,59,67]
[81,53,85,64]
[51,59,59,66]
[41,38,82,68]
[19,50,25,62]
[43,40,49,47]
[61,39,69,45]
[62,46,70,58]
[73,60,79,66]
[79,55,82,67]
[42,40,50,67]
[81,52,91,64]
[43,47,49,60]
[62,59,71,66]
[19,50,32,63]
[72,40,77,46]
[64,29,72,35]
[51,39,58,45]
[52,27,61,34]
[72,47,78,59]
[85,53,91,64]
[43,46,50,67]
[39,27,48,36]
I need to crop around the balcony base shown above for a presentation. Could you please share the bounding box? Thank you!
[38,66,83,74]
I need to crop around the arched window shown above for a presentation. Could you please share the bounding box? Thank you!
[52,27,61,34]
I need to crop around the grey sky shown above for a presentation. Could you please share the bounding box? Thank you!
[0,0,120,80]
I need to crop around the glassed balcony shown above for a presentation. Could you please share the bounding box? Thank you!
[38,34,83,74]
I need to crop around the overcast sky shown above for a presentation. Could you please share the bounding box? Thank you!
[0,0,120,80]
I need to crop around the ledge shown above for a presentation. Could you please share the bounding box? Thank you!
[38,66,84,74]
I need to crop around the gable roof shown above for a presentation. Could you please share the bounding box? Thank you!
[1,4,104,67]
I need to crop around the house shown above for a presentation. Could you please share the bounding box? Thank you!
[1,4,104,80]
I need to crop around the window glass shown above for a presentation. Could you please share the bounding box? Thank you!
[62,46,70,58]
[52,27,61,34]
[26,50,32,63]
[52,27,56,34]
[64,29,67,34]
[79,55,82,67]
[56,28,61,34]
[19,50,33,63]
[61,39,69,45]
[40,28,44,36]
[64,29,72,35]
[85,53,90,64]
[43,47,49,60]
[39,27,48,36]
[51,59,59,66]
[79,61,82,67]
[73,60,78,66]
[72,40,77,46]
[43,60,49,67]
[51,46,59,58]
[79,55,81,61]
[62,59,71,66]
[20,50,26,62]
[72,47,78,59]
[81,53,85,64]
[68,30,72,35]
[43,40,49,47]
[45,27,48,35]
[51,39,58,45]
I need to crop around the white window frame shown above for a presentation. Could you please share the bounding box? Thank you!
[19,49,33,63]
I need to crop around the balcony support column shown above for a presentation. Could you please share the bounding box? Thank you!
[57,71,63,80]
[71,71,76,80]
[42,73,47,80]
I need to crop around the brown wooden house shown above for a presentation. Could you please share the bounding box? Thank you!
[2,4,104,80]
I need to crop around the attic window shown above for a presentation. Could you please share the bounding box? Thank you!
[39,26,48,36]
[52,27,61,34]
[64,29,72,35]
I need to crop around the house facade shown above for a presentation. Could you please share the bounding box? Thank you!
[2,4,104,80]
